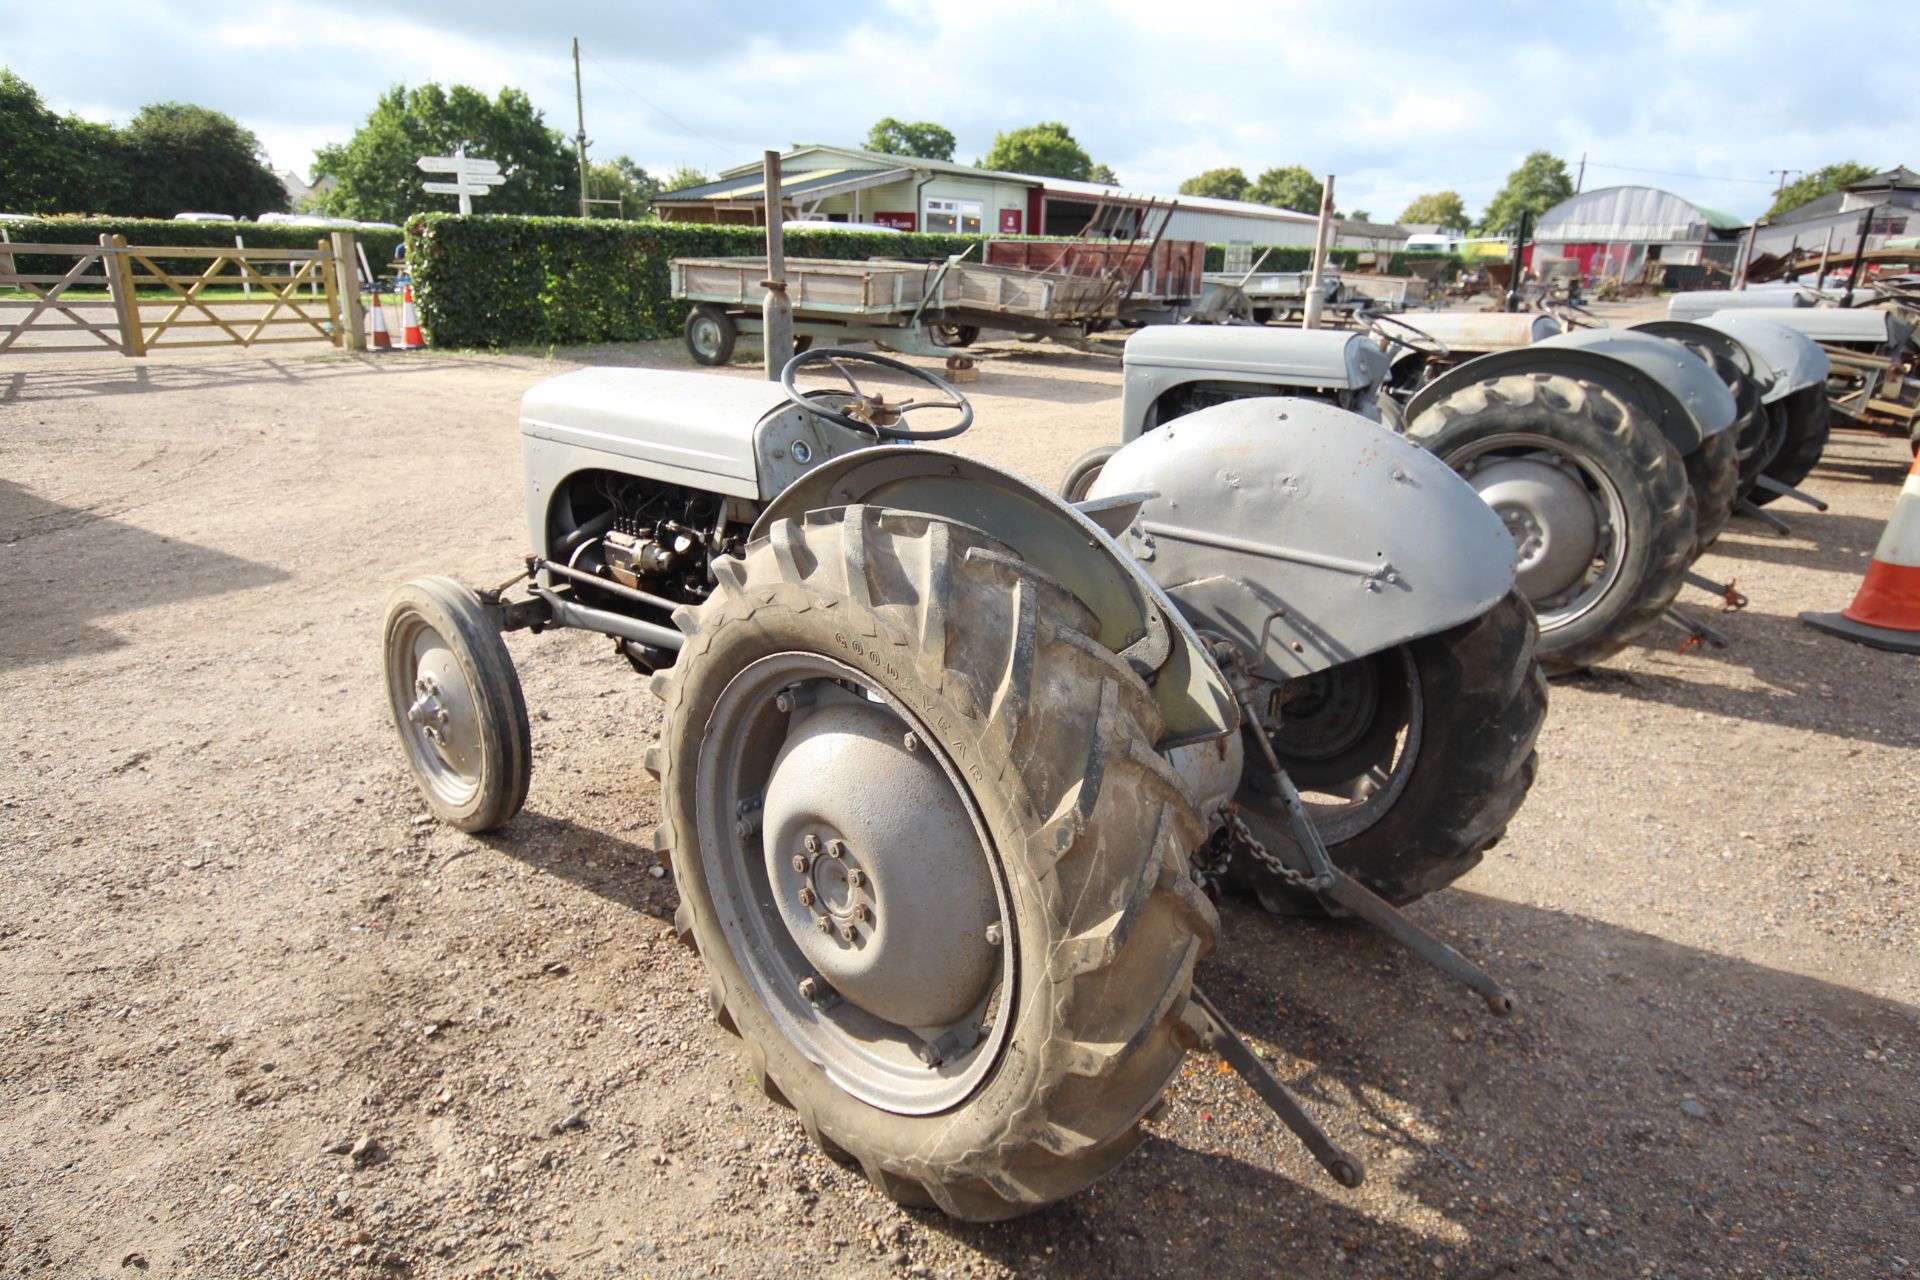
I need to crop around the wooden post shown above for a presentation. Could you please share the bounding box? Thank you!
[1302,174,1335,330]
[329,232,364,351]
[1842,211,1870,304]
[1734,220,1761,290]
[761,149,793,378]
[1815,226,1834,286]
[100,233,145,357]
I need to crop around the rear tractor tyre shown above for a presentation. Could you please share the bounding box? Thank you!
[685,303,738,366]
[1058,445,1120,503]
[1682,427,1740,556]
[648,505,1217,1221]
[1752,385,1831,504]
[1409,372,1695,676]
[382,576,532,833]
[1233,592,1546,913]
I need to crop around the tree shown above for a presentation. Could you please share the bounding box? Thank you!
[121,103,285,219]
[1179,167,1249,201]
[980,122,1093,181]
[864,117,955,161]
[1398,190,1470,231]
[1088,163,1118,186]
[0,69,131,215]
[659,165,709,194]
[1478,151,1573,234]
[314,83,577,225]
[1767,161,1877,218]
[1348,209,1372,223]
[1248,166,1323,214]
[585,155,661,217]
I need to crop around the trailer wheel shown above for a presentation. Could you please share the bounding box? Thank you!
[1752,385,1831,503]
[1410,372,1694,675]
[382,577,531,833]
[932,323,980,349]
[1233,592,1545,911]
[685,304,738,366]
[649,506,1215,1221]
[1683,427,1739,555]
[1058,445,1119,503]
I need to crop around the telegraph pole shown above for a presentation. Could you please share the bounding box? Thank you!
[573,38,590,218]
[1575,152,1586,194]
[1769,168,1799,210]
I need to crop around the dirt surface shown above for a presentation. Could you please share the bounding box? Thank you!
[2,313,1916,1280]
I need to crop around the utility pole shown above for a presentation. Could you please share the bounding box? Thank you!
[1769,168,1799,211]
[1302,174,1335,330]
[1575,152,1586,194]
[573,37,590,218]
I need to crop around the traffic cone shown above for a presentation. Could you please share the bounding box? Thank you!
[366,290,392,352]
[1801,453,1920,654]
[398,284,425,350]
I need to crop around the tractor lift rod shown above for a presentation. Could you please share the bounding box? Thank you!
[1231,681,1518,1017]
[1180,987,1364,1188]
[1736,498,1794,536]
[1684,570,1748,610]
[1752,474,1829,512]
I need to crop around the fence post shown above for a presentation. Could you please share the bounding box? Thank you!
[100,233,145,358]
[329,232,364,351]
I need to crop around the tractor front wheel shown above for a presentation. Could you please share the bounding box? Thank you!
[648,506,1216,1221]
[1058,445,1119,502]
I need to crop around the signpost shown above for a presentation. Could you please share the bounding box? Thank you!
[416,150,507,215]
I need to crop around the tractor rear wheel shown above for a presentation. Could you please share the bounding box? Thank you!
[1683,427,1740,556]
[648,505,1216,1222]
[1059,445,1120,502]
[1410,372,1695,675]
[1753,385,1831,504]
[1233,592,1546,912]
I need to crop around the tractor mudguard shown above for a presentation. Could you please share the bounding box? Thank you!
[1087,398,1517,684]
[1405,329,1736,455]
[1696,314,1831,404]
[753,446,1238,748]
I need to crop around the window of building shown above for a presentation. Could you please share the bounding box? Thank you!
[925,198,983,234]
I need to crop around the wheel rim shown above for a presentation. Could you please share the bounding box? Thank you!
[695,653,1014,1115]
[690,314,724,360]
[385,612,484,809]
[1447,431,1628,632]
[1265,647,1423,842]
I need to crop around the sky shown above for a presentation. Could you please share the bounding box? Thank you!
[4,0,1913,223]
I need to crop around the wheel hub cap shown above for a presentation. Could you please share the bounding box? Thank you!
[405,650,480,781]
[760,699,997,1031]
[1466,456,1600,599]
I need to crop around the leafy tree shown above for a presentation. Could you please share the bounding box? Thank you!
[121,103,285,219]
[1248,165,1323,214]
[585,155,660,217]
[1088,163,1118,186]
[1767,161,1877,218]
[1477,151,1573,234]
[659,165,709,194]
[864,117,955,161]
[1399,190,1469,230]
[1179,167,1249,201]
[314,83,576,224]
[980,122,1093,181]
[0,69,131,214]
[1348,209,1372,223]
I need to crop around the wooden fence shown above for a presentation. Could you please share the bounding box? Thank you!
[0,233,367,357]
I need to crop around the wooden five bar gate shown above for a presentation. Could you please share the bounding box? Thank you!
[0,232,368,357]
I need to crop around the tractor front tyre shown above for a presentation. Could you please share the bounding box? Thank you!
[1410,372,1695,675]
[1753,385,1831,503]
[1683,427,1740,556]
[1233,592,1546,912]
[648,506,1216,1222]
[1059,445,1120,503]
[381,576,532,833]
[685,304,738,366]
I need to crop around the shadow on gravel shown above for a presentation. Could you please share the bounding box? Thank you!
[480,810,676,925]
[0,352,445,404]
[0,479,287,671]
[912,892,1916,1278]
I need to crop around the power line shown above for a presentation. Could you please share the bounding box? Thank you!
[1583,160,1776,186]
[580,51,736,165]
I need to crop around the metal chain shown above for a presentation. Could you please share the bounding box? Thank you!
[1220,805,1320,890]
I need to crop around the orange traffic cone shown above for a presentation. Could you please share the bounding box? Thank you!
[366,290,392,352]
[1801,452,1920,654]
[398,283,425,350]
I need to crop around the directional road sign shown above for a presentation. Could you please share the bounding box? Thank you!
[415,151,507,214]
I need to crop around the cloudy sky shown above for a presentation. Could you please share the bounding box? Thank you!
[5,0,1911,222]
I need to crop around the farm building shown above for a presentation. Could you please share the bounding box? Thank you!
[1750,166,1919,261]
[1532,185,1746,281]
[651,145,1332,248]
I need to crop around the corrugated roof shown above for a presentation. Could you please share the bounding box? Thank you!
[656,165,914,204]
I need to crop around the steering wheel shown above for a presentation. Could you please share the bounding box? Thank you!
[779,347,973,442]
[1365,312,1451,358]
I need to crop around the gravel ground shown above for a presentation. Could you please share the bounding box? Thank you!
[1,310,1915,1280]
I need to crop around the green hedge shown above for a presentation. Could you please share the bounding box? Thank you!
[401,213,1472,350]
[404,214,1000,349]
[1,216,405,281]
